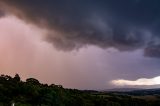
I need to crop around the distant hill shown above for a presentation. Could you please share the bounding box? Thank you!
[104,88,143,92]
[123,88,160,96]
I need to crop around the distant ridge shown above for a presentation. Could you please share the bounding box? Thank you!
[103,88,143,92]
[102,88,160,96]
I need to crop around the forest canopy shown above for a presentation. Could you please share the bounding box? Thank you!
[0,74,160,106]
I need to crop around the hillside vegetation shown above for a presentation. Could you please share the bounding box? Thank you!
[0,74,160,106]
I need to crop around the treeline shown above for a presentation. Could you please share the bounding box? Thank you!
[0,74,160,106]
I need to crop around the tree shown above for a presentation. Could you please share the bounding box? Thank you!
[13,74,20,82]
[26,78,40,85]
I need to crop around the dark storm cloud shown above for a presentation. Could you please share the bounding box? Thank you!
[144,45,160,58]
[0,9,5,17]
[1,0,160,56]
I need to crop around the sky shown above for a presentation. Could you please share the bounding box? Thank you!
[0,0,160,90]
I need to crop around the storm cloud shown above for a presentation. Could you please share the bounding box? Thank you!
[0,9,5,17]
[0,0,160,56]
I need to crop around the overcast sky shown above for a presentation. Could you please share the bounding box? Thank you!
[0,0,160,90]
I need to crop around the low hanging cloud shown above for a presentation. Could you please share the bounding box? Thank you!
[111,76,160,86]
[0,0,160,57]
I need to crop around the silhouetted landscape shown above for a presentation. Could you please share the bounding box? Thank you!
[0,74,160,106]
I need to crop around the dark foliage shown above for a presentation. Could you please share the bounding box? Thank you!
[0,74,159,106]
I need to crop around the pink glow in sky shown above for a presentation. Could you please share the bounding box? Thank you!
[1,1,160,90]
[0,16,160,90]
[0,16,110,89]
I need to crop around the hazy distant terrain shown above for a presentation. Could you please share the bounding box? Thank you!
[0,74,160,106]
